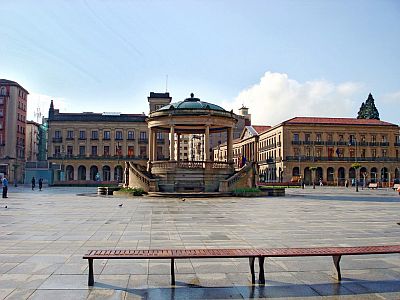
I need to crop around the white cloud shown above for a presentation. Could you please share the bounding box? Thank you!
[381,90,400,104]
[224,71,363,126]
[27,93,71,122]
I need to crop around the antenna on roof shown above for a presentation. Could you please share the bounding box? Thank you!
[165,74,168,92]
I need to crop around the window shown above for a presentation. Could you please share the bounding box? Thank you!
[104,146,110,156]
[361,149,366,158]
[79,146,86,156]
[371,135,376,142]
[128,146,135,157]
[55,130,61,138]
[115,130,123,140]
[91,146,97,156]
[337,148,344,158]
[156,132,163,141]
[67,145,73,157]
[103,130,110,140]
[140,131,147,141]
[316,148,322,158]
[382,149,387,157]
[67,130,74,139]
[294,148,300,156]
[316,133,322,142]
[305,147,311,157]
[338,134,344,142]
[305,133,311,142]
[360,135,366,142]
[91,130,98,140]
[139,146,147,158]
[127,131,135,140]
[293,133,299,142]
[54,145,61,156]
[372,149,376,157]
[349,134,355,144]
[79,130,86,140]
[381,135,387,142]
[328,147,334,158]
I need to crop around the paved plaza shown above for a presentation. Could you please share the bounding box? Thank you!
[0,186,399,299]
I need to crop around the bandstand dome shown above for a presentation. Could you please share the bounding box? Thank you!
[157,93,226,112]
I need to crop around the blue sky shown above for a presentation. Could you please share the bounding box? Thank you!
[0,0,399,125]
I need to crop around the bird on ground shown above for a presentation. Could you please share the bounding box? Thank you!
[181,198,186,202]
[118,204,123,207]
[5,206,7,208]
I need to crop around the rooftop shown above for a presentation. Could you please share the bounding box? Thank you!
[157,93,226,112]
[284,117,397,127]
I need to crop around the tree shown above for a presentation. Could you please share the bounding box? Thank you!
[357,93,380,120]
[309,166,317,189]
[351,162,362,192]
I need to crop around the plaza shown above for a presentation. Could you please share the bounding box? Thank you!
[0,187,400,299]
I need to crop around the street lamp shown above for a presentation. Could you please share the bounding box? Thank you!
[349,138,360,192]
[60,145,65,181]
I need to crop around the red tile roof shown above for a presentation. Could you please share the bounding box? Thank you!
[252,125,271,134]
[284,117,397,127]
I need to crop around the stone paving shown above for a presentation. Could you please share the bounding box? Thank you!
[0,185,399,299]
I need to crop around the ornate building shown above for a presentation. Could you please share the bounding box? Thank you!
[47,93,170,183]
[215,117,400,186]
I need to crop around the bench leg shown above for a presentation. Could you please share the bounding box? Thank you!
[88,259,94,286]
[249,257,255,284]
[258,256,265,285]
[171,258,175,285]
[332,255,342,281]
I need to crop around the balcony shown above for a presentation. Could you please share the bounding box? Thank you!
[336,141,347,146]
[369,142,379,146]
[325,141,335,146]
[138,139,148,144]
[66,137,74,141]
[285,156,400,162]
[52,137,63,143]
[380,142,389,147]
[291,140,301,145]
[115,137,123,141]
[78,137,86,140]
[314,141,324,145]
[91,137,99,140]
[157,139,165,144]
[395,142,400,147]
[103,137,111,141]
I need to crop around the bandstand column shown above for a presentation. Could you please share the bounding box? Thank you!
[204,125,210,162]
[177,133,181,161]
[151,129,157,161]
[170,125,175,161]
[148,127,153,162]
[227,127,233,163]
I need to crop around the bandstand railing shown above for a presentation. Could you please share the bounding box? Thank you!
[151,160,233,170]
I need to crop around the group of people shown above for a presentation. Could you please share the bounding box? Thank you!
[31,177,44,191]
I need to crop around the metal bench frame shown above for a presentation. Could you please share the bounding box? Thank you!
[83,245,400,286]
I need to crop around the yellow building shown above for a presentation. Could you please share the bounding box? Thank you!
[47,93,171,183]
[215,117,400,186]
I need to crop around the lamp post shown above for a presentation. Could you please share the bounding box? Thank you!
[349,138,360,192]
[60,146,65,181]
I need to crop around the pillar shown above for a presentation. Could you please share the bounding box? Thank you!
[151,129,157,161]
[148,127,153,162]
[227,127,233,163]
[177,133,181,161]
[204,125,210,162]
[170,125,175,161]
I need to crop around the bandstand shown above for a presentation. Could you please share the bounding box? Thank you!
[148,93,236,192]
[126,93,247,193]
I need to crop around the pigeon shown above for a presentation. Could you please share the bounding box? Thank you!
[181,198,186,202]
[397,222,400,225]
[5,206,7,208]
[118,204,123,207]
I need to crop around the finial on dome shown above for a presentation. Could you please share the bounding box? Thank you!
[190,93,194,98]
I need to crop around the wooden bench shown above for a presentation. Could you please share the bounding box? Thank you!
[83,245,400,286]
[368,183,378,189]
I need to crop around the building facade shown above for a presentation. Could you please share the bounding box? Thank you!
[215,117,400,186]
[26,121,40,162]
[0,79,29,183]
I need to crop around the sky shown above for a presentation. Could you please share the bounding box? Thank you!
[0,0,399,126]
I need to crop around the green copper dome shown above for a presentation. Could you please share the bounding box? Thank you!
[157,93,226,112]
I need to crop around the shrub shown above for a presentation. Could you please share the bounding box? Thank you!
[119,187,146,196]
[232,187,262,196]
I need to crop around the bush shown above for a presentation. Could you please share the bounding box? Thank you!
[119,187,146,196]
[232,187,262,196]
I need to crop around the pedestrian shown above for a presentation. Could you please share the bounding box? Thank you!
[319,178,323,186]
[2,176,8,198]
[38,178,43,191]
[345,179,348,188]
[31,177,36,190]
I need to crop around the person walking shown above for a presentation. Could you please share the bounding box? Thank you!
[2,176,8,198]
[38,178,43,191]
[31,177,36,191]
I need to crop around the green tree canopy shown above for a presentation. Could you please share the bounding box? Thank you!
[357,93,380,120]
